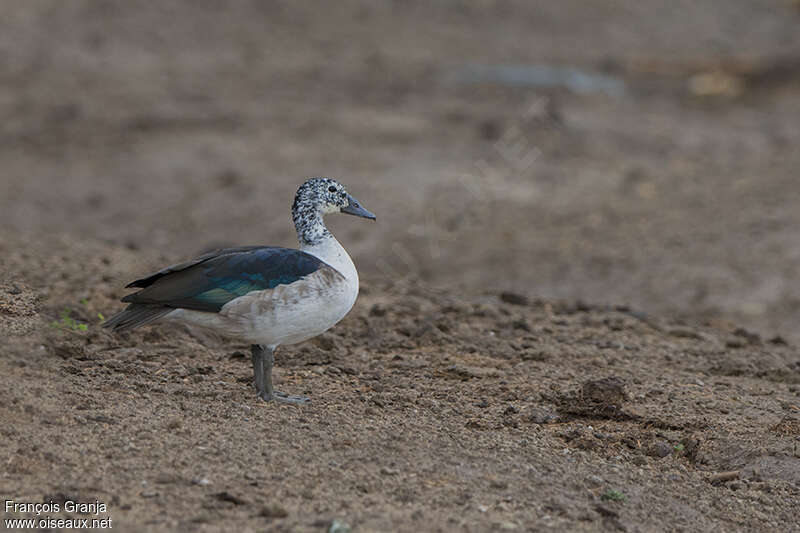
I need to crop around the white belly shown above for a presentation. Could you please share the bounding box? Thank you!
[166,267,357,347]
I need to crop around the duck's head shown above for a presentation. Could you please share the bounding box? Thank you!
[292,177,376,221]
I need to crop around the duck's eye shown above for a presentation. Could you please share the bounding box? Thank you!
[328,185,337,193]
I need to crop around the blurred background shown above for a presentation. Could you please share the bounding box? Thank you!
[1,1,800,339]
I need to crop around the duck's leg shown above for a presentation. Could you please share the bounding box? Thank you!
[251,344,310,404]
[251,344,267,398]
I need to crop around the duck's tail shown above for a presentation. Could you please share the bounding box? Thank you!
[102,304,173,332]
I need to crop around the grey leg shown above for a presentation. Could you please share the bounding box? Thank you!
[251,344,310,404]
[251,344,266,397]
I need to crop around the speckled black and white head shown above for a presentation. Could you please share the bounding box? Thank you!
[292,177,376,245]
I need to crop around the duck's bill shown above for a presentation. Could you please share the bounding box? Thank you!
[341,194,376,220]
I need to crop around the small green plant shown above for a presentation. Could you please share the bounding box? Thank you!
[76,297,106,323]
[674,443,685,452]
[51,309,89,332]
[601,489,627,502]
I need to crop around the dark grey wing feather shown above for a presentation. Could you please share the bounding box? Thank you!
[103,246,329,332]
[102,304,173,332]
[126,246,264,288]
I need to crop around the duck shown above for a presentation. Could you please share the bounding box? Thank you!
[103,177,375,404]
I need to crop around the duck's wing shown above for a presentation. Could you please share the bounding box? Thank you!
[124,245,265,289]
[119,246,339,313]
[104,246,339,332]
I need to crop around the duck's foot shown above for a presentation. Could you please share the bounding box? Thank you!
[258,391,311,404]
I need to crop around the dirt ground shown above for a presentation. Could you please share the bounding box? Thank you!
[2,2,800,531]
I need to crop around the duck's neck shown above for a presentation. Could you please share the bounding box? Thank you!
[302,233,358,287]
[293,207,358,286]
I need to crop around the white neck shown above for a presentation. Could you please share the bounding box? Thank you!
[301,233,358,289]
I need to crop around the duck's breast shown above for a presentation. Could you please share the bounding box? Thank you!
[218,265,357,346]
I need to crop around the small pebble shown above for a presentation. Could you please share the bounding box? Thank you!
[328,519,351,533]
[529,409,558,424]
[585,475,603,487]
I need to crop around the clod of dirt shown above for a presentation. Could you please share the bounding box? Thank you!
[560,427,601,451]
[445,364,503,380]
[86,414,117,425]
[577,376,629,417]
[647,441,672,458]
[573,436,599,451]
[213,491,248,506]
[548,377,633,420]
[733,327,761,344]
[52,342,86,359]
[0,282,40,335]
[499,292,529,306]
[312,333,340,352]
[529,408,559,425]
[369,304,387,317]
[708,471,740,485]
[415,322,451,345]
[678,438,702,462]
[581,377,628,405]
[259,504,288,519]
[768,335,789,345]
[667,327,703,340]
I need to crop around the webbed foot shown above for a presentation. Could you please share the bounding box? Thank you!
[259,390,311,404]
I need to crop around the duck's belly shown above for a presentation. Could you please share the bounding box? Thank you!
[238,281,356,345]
[167,271,357,347]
